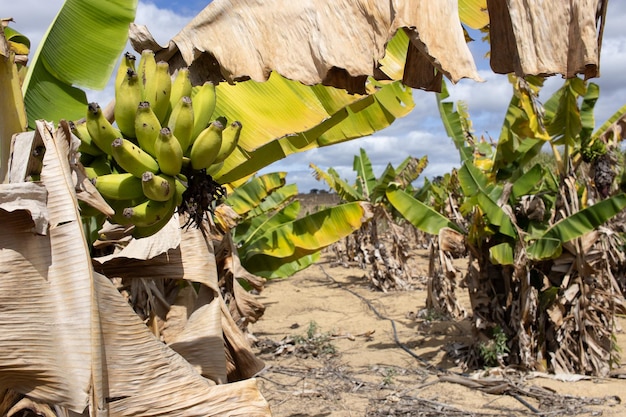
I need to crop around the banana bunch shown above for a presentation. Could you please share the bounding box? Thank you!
[75,50,242,238]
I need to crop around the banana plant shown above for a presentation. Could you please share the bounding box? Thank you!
[390,76,626,374]
[216,172,373,279]
[311,148,428,290]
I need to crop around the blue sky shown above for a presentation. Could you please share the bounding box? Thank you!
[5,1,626,193]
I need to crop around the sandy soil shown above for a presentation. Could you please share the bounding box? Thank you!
[248,249,626,417]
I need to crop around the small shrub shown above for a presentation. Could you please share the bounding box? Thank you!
[478,326,509,367]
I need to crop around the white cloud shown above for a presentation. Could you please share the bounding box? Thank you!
[4,0,65,50]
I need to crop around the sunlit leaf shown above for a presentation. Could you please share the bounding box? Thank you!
[213,79,415,184]
[243,202,372,260]
[223,172,287,216]
[353,148,376,198]
[386,186,462,235]
[489,242,514,265]
[458,0,490,30]
[22,0,137,127]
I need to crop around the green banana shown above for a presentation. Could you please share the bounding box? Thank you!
[134,101,161,157]
[108,197,148,226]
[86,102,122,155]
[115,52,136,91]
[144,61,171,124]
[168,67,192,118]
[83,155,112,179]
[174,177,186,207]
[154,127,184,176]
[191,81,217,142]
[190,120,223,170]
[93,172,144,200]
[167,96,194,153]
[137,49,156,96]
[70,120,103,156]
[111,137,160,178]
[131,208,176,239]
[213,120,242,164]
[123,197,176,227]
[114,69,142,138]
[141,171,176,202]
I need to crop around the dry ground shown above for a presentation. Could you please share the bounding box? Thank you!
[248,249,626,417]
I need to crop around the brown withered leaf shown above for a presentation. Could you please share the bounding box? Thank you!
[129,0,481,94]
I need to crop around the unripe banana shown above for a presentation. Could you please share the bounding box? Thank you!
[191,81,217,142]
[114,69,142,138]
[174,178,186,207]
[167,96,194,153]
[93,172,145,201]
[115,52,136,91]
[154,127,184,176]
[70,120,103,156]
[123,197,176,227]
[108,197,148,226]
[141,171,176,202]
[79,200,104,218]
[86,102,122,155]
[110,137,160,178]
[134,101,161,157]
[189,120,223,170]
[144,61,171,124]
[214,120,242,164]
[168,67,192,118]
[83,155,112,179]
[131,209,176,239]
[137,49,156,96]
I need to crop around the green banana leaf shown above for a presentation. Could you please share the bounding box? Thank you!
[242,202,371,260]
[458,160,491,197]
[511,164,544,200]
[3,26,30,55]
[579,83,599,142]
[541,193,626,243]
[248,183,298,218]
[234,200,301,249]
[489,242,515,265]
[310,164,363,202]
[527,193,626,260]
[223,172,287,216]
[23,0,138,128]
[377,28,409,81]
[459,162,516,238]
[386,186,462,235]
[493,76,548,174]
[243,252,321,280]
[353,148,377,199]
[436,81,473,163]
[213,78,415,184]
[592,103,626,142]
[543,78,585,147]
[370,163,398,204]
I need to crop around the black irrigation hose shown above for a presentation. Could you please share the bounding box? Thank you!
[317,264,542,415]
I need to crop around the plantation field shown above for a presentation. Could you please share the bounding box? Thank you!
[250,249,626,416]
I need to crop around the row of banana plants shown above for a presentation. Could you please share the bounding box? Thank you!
[388,76,626,374]
[310,149,428,291]
[0,4,416,415]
